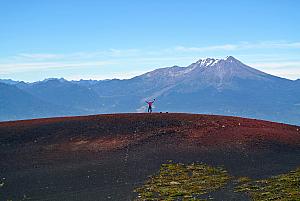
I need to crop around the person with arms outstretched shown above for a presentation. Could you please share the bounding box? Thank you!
[146,99,155,113]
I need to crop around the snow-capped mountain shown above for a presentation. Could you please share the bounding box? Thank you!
[137,56,288,93]
[1,56,300,125]
[140,56,269,85]
[186,56,271,81]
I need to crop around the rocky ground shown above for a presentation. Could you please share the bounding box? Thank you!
[0,113,300,200]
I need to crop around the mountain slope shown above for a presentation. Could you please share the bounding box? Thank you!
[0,83,79,120]
[19,78,104,113]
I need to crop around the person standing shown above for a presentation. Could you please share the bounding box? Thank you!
[146,99,155,113]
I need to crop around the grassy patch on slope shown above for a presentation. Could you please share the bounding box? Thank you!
[235,168,300,201]
[134,162,229,200]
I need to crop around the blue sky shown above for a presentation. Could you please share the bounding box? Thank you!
[1,0,300,81]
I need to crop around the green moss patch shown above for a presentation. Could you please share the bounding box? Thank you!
[235,168,300,200]
[134,163,229,200]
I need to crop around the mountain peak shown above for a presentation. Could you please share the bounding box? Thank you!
[200,56,238,62]
[41,78,67,83]
[225,56,236,60]
[194,56,240,68]
[225,56,240,63]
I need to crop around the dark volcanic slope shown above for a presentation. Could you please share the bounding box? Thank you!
[0,113,300,201]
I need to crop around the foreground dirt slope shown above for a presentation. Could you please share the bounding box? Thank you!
[0,113,300,200]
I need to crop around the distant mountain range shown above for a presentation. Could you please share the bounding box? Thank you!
[1,56,300,125]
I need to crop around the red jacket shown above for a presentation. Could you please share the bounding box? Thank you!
[146,100,155,106]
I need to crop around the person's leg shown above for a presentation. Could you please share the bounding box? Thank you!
[148,106,150,113]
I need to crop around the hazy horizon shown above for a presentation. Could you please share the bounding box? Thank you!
[1,55,300,83]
